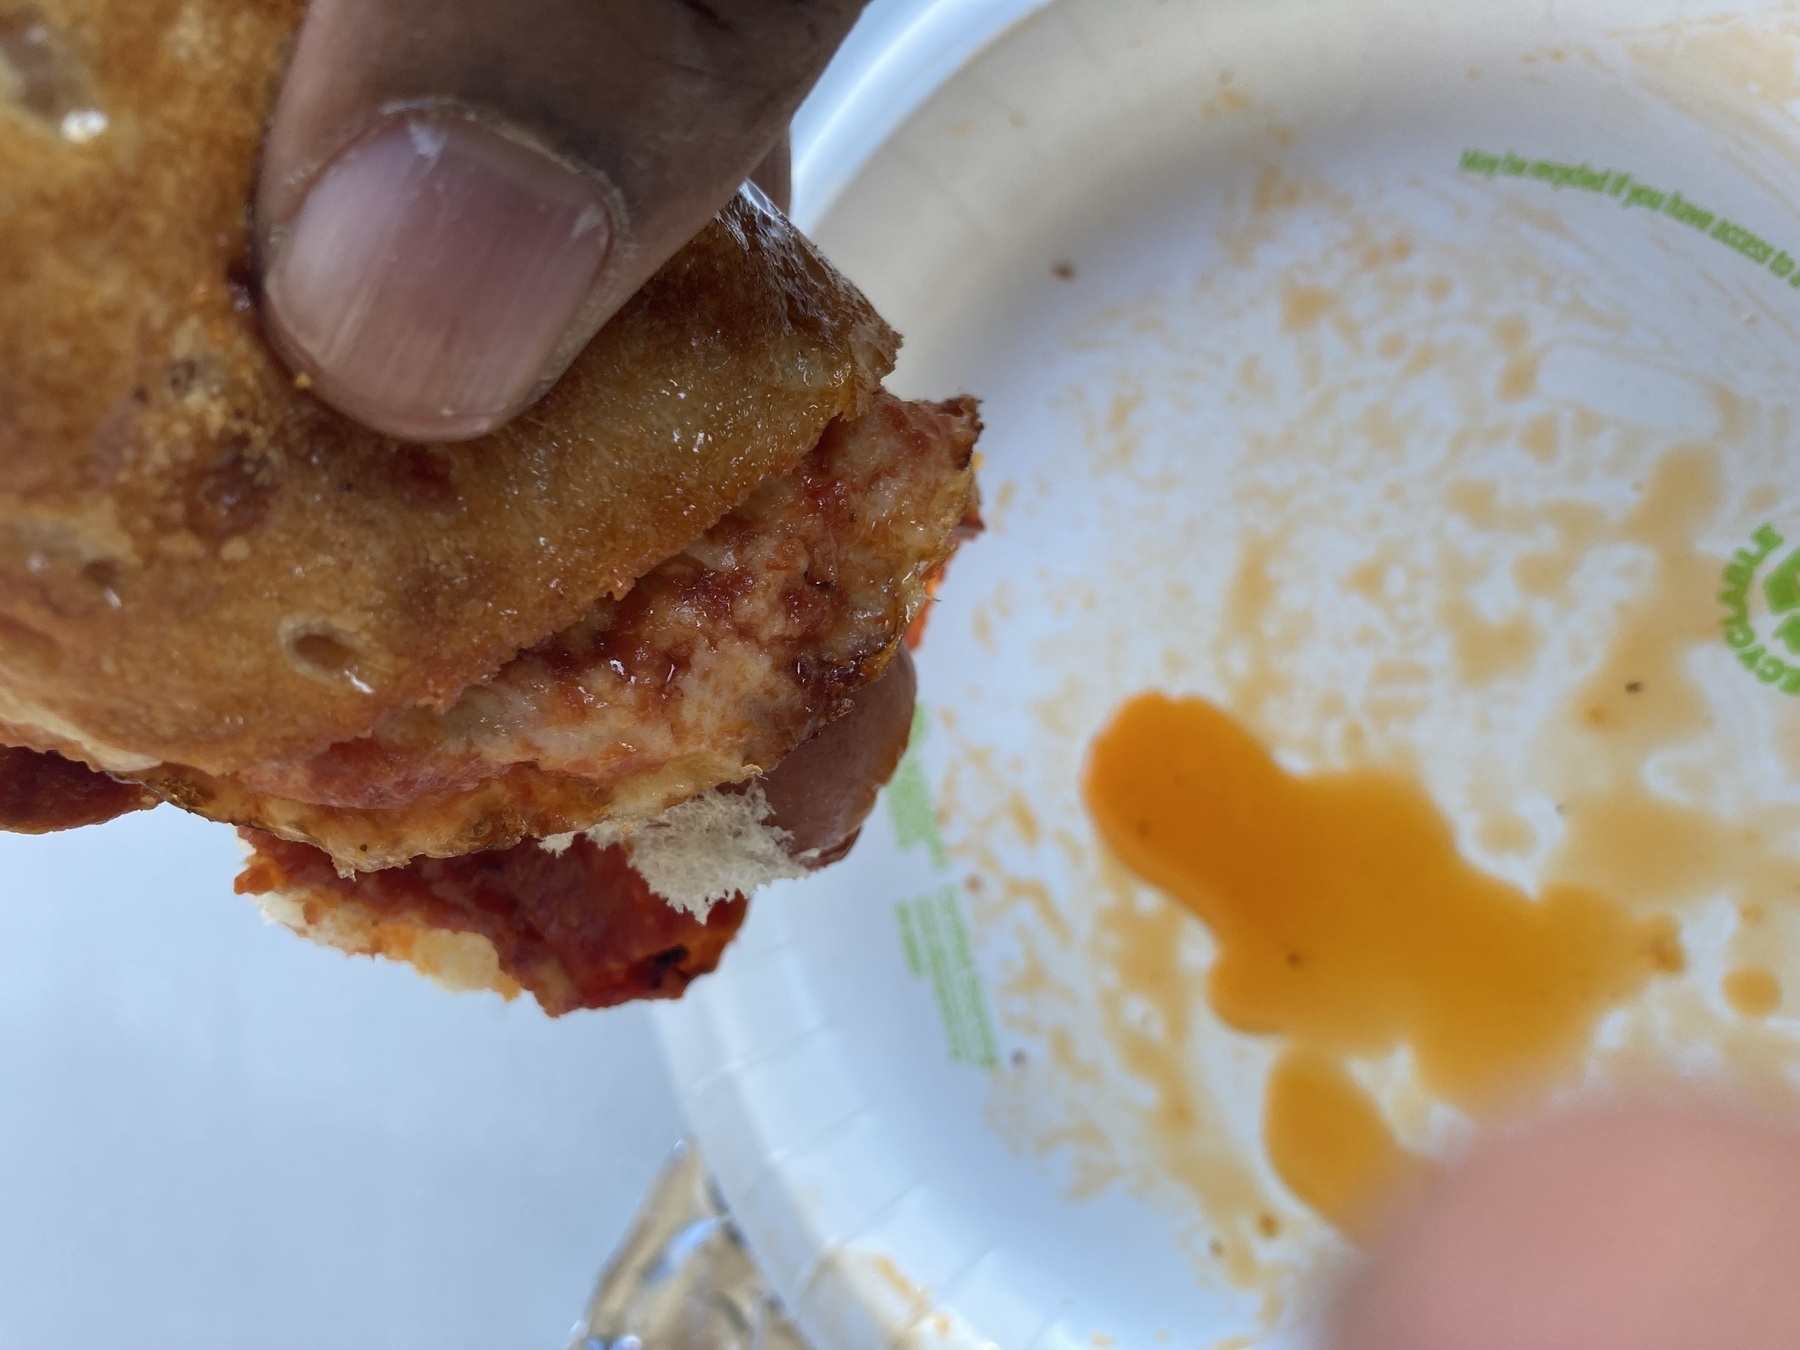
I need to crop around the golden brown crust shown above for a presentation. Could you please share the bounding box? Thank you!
[136,395,982,871]
[0,0,896,777]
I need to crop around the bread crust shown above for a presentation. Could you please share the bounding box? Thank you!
[0,0,895,776]
[137,394,980,872]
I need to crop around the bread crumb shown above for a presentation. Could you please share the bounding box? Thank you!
[539,785,805,917]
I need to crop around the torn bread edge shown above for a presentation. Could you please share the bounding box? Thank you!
[539,782,813,918]
[247,783,809,1003]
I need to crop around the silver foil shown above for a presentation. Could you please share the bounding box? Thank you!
[569,1142,812,1350]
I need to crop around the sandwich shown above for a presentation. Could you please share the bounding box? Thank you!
[0,0,980,1014]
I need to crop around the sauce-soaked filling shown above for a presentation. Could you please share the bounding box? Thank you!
[0,746,156,834]
[237,831,747,1017]
[1084,693,1683,1236]
[175,394,981,876]
[0,646,919,1017]
[228,650,923,1015]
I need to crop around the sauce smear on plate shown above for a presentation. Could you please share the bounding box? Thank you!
[1083,693,1683,1232]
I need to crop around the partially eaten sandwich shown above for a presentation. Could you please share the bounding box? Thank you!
[0,0,980,1013]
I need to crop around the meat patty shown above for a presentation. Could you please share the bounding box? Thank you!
[142,392,979,872]
[238,831,748,1016]
[0,746,156,834]
[234,649,922,1013]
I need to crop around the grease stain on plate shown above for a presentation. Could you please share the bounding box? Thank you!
[1084,692,1680,1208]
[931,123,1800,1310]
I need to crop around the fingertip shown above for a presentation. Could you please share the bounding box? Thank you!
[262,111,615,442]
[750,130,792,216]
[1332,1101,1800,1350]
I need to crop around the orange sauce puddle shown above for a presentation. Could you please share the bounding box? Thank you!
[1724,966,1782,1019]
[1083,693,1683,1234]
[1262,1052,1432,1241]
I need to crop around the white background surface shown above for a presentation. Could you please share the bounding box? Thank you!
[0,2,1014,1346]
[0,809,680,1350]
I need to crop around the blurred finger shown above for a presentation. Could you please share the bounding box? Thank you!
[750,128,792,215]
[1332,1101,1800,1350]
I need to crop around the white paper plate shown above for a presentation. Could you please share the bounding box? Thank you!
[659,1,1800,1345]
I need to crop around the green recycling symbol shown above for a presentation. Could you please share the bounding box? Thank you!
[1720,525,1800,695]
[1767,548,1800,655]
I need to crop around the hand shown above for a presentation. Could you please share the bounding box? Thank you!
[257,0,866,442]
[1333,1099,1800,1350]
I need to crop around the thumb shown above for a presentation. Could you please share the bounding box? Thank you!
[1332,1101,1800,1350]
[257,0,863,442]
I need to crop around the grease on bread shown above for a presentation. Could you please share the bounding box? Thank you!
[1,0,895,776]
[1,0,981,1015]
